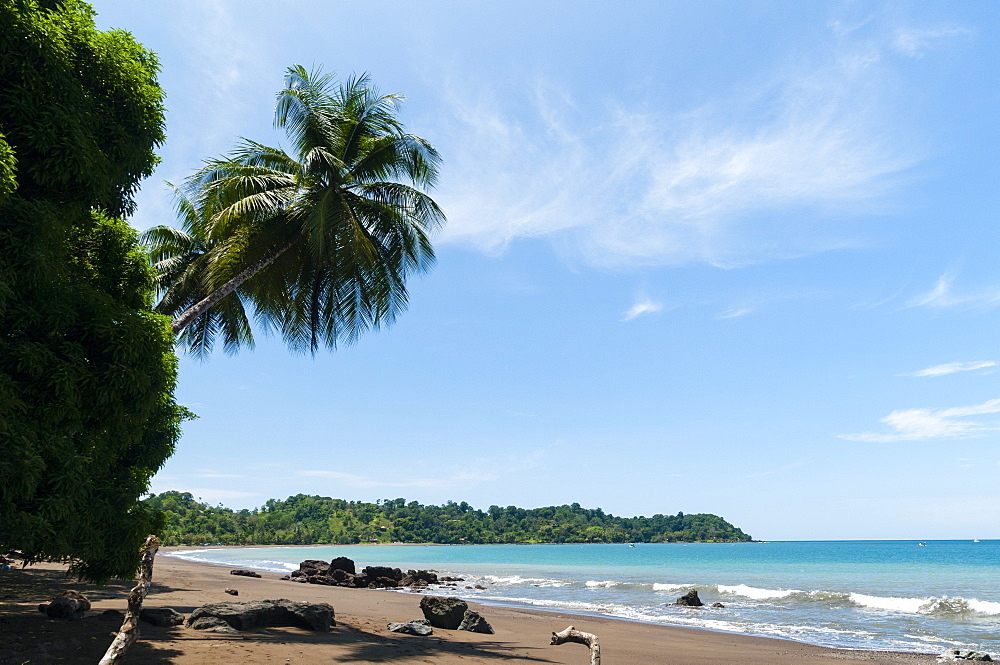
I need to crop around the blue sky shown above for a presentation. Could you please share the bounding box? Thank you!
[91,1,999,540]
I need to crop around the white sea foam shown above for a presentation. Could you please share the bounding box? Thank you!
[848,593,1000,617]
[849,593,934,613]
[718,584,798,600]
[585,580,620,588]
[253,560,299,573]
[968,599,1000,616]
[653,583,692,592]
[161,550,225,564]
[481,574,569,587]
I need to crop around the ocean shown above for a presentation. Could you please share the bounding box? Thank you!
[164,540,1000,656]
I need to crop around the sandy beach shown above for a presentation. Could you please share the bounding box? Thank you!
[0,549,943,665]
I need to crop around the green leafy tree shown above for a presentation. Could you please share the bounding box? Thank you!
[145,492,752,546]
[145,65,445,356]
[0,0,184,582]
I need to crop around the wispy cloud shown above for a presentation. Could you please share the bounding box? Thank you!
[892,26,973,58]
[436,22,927,268]
[841,398,1000,442]
[718,306,753,320]
[908,274,1000,309]
[622,298,663,322]
[904,361,997,378]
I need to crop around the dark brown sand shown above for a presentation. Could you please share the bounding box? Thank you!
[0,552,940,664]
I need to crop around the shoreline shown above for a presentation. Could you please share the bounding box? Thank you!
[0,553,941,664]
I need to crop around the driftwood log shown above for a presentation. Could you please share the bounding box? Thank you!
[550,625,601,665]
[98,535,160,665]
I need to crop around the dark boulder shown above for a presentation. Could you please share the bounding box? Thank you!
[404,569,439,585]
[39,590,90,619]
[224,588,239,596]
[711,602,725,608]
[329,557,355,574]
[362,566,402,582]
[458,609,494,634]
[229,569,261,578]
[188,615,240,633]
[370,576,400,589]
[387,619,433,635]
[139,607,185,627]
[307,575,337,586]
[675,590,703,607]
[297,560,330,576]
[329,569,351,584]
[187,599,335,632]
[419,596,468,630]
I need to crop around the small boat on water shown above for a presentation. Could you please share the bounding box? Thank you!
[974,538,980,543]
[918,542,926,546]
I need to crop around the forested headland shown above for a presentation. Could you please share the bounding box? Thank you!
[145,492,752,546]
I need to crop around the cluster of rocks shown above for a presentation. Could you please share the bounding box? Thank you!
[939,650,993,662]
[280,556,472,591]
[673,590,724,608]
[187,599,335,633]
[387,596,493,636]
[35,587,492,642]
[35,588,334,635]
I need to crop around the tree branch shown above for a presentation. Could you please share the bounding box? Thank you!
[98,535,160,665]
[550,625,601,665]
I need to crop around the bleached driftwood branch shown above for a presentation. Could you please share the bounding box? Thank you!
[550,625,601,665]
[98,535,160,665]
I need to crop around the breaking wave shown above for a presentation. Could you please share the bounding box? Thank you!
[718,584,799,600]
[850,593,1000,616]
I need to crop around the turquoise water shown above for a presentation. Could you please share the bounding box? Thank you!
[165,540,1000,655]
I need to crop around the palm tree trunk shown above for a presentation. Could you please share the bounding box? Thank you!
[170,230,303,335]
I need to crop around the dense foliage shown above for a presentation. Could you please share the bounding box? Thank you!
[0,0,184,581]
[146,492,752,545]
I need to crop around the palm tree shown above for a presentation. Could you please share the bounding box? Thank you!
[148,65,444,354]
[142,184,254,356]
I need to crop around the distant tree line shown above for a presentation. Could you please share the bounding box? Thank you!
[145,492,752,546]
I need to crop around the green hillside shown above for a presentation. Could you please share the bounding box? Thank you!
[145,492,752,546]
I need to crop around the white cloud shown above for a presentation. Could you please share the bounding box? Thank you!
[718,306,753,320]
[909,274,1000,309]
[905,361,997,378]
[622,298,663,322]
[841,398,1000,442]
[892,26,972,58]
[435,25,920,268]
